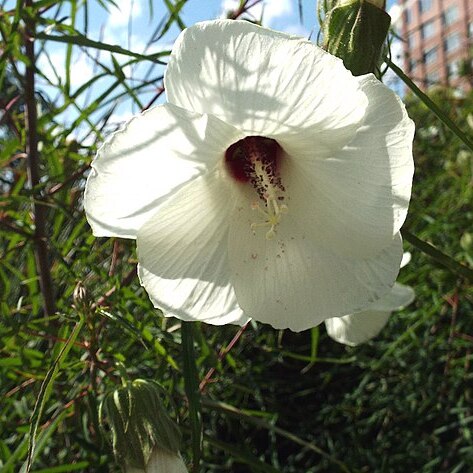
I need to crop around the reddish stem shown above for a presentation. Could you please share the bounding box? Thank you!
[199,323,249,392]
[24,1,56,316]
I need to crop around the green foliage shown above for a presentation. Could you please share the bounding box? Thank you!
[1,1,472,472]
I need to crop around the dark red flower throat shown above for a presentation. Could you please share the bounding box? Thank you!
[224,136,287,240]
[225,136,284,200]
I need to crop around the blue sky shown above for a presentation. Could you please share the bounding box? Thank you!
[5,0,402,137]
[32,0,326,137]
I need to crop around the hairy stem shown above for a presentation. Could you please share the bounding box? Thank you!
[24,1,56,316]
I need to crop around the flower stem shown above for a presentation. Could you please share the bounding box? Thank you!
[181,322,202,472]
[199,323,248,392]
[24,1,56,316]
[385,56,473,152]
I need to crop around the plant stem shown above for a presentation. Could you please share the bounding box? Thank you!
[24,1,56,316]
[385,56,473,152]
[199,323,248,392]
[181,322,202,472]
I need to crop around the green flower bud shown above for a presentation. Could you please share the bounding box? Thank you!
[127,447,188,473]
[73,280,90,314]
[339,0,385,7]
[321,0,391,77]
[460,232,473,253]
[100,379,182,469]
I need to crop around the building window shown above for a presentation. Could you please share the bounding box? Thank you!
[444,32,461,54]
[423,47,438,65]
[443,5,458,27]
[405,8,412,24]
[409,59,417,72]
[407,33,416,49]
[447,61,459,79]
[419,0,432,14]
[469,22,473,37]
[426,71,439,85]
[421,21,435,40]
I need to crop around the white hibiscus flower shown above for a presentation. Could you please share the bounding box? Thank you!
[325,252,416,345]
[127,447,188,473]
[85,20,414,332]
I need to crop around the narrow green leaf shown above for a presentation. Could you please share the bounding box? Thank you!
[35,32,167,64]
[201,432,280,473]
[18,410,69,473]
[300,326,320,373]
[25,317,85,473]
[31,461,89,473]
[0,357,22,367]
[64,1,78,95]
[97,309,148,348]
[2,435,28,473]
[403,230,473,281]
[159,0,188,39]
[111,55,126,82]
[298,0,303,23]
[204,399,351,473]
[280,351,356,364]
[34,0,63,8]
[110,55,144,109]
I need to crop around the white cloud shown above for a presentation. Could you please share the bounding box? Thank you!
[221,0,293,25]
[390,37,403,66]
[107,109,136,126]
[130,35,173,55]
[282,22,311,38]
[389,0,420,27]
[388,4,402,26]
[37,49,64,85]
[94,29,169,80]
[382,34,404,94]
[37,48,95,89]
[99,26,170,58]
[108,0,143,28]
[70,54,96,86]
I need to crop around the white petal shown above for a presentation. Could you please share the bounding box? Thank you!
[324,310,392,347]
[137,171,248,326]
[127,447,188,473]
[277,75,415,257]
[227,187,403,331]
[400,251,411,268]
[369,282,415,311]
[165,20,368,136]
[85,103,242,238]
[325,281,415,346]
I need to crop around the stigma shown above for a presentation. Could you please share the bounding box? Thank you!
[225,136,287,239]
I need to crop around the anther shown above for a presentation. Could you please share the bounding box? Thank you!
[225,136,287,239]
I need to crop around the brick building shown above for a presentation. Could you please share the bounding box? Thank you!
[399,0,473,91]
